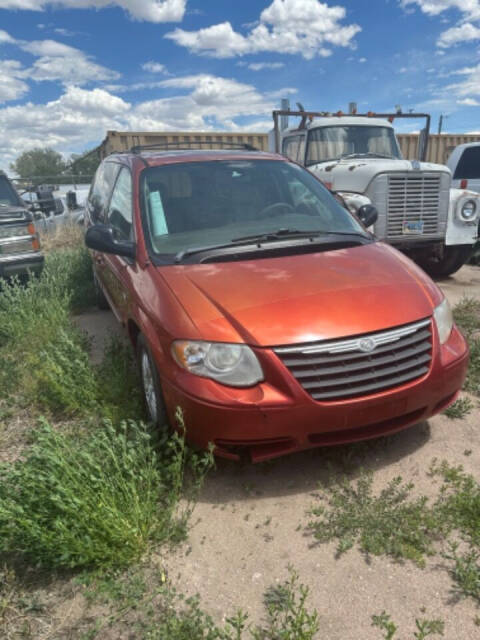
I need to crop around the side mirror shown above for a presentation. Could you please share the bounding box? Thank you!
[85,224,136,260]
[357,204,378,228]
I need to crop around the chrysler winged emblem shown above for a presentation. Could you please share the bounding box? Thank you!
[358,337,376,353]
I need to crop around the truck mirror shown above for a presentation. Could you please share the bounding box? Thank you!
[357,205,378,228]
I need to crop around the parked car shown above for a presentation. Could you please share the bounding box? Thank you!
[271,108,480,278]
[84,145,468,462]
[21,184,86,231]
[0,171,44,279]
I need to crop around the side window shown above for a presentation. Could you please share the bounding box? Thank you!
[282,136,300,162]
[88,162,119,221]
[107,167,133,241]
[453,147,480,180]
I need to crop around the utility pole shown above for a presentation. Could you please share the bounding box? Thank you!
[438,115,444,134]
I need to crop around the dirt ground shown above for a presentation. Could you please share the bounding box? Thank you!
[74,265,480,639]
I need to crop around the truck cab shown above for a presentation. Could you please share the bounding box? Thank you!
[0,171,44,279]
[272,109,480,278]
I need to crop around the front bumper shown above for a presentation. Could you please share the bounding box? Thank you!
[160,325,469,462]
[0,251,44,278]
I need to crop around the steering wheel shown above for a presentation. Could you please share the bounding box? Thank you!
[257,202,295,219]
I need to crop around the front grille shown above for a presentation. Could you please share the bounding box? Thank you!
[387,175,441,237]
[274,319,432,402]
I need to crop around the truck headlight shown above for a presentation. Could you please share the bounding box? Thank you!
[458,200,478,222]
[172,340,264,387]
[433,298,453,344]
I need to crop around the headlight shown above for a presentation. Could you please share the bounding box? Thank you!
[433,298,453,344]
[458,200,478,222]
[172,340,264,387]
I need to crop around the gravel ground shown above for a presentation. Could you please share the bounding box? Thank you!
[75,264,480,639]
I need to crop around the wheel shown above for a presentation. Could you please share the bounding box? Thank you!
[417,246,473,279]
[136,334,168,430]
[93,271,110,310]
[257,202,295,218]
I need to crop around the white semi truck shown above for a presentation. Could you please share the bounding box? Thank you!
[271,108,480,277]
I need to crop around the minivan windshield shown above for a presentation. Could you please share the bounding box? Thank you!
[141,159,367,260]
[306,126,402,165]
[0,176,22,207]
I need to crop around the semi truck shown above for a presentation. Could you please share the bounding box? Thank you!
[271,108,480,278]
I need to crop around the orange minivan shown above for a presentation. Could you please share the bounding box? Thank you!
[85,145,468,462]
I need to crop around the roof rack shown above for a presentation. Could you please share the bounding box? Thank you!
[129,141,259,154]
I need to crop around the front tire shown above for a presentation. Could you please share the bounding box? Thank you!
[136,334,168,431]
[417,245,473,279]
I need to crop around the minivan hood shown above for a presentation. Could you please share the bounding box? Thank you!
[309,158,450,194]
[160,243,442,347]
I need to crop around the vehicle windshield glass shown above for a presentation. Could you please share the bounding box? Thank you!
[141,159,366,259]
[453,146,480,180]
[0,176,21,207]
[306,125,401,165]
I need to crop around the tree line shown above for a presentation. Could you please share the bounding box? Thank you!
[10,147,101,185]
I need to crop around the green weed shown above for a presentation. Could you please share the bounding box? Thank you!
[0,419,212,570]
[306,474,442,566]
[453,298,480,396]
[443,397,474,419]
[82,567,319,640]
[443,544,480,604]
[372,611,444,639]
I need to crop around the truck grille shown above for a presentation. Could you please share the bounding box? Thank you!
[387,175,441,237]
[274,319,432,402]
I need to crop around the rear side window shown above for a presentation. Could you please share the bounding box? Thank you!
[88,161,120,220]
[453,147,480,180]
[107,167,133,241]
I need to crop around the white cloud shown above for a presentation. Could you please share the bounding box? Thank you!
[0,60,29,103]
[247,62,285,70]
[401,1,480,49]
[142,61,169,74]
[438,21,480,46]
[0,0,187,22]
[166,0,360,59]
[447,63,480,96]
[358,57,367,63]
[400,1,480,19]
[457,96,480,104]
[0,29,16,43]
[0,74,294,170]
[0,30,119,86]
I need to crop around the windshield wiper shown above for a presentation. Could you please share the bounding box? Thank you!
[232,228,320,243]
[174,229,368,262]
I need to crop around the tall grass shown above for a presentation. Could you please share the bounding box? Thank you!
[0,419,211,570]
[0,247,138,419]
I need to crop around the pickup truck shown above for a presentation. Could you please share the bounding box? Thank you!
[271,108,480,278]
[0,171,44,279]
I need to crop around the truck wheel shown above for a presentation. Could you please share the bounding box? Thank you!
[136,334,169,432]
[418,246,473,279]
[93,272,110,310]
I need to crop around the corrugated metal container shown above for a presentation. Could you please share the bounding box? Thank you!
[398,134,480,164]
[100,131,270,158]
[100,131,480,166]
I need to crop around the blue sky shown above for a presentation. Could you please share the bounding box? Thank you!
[1,0,480,169]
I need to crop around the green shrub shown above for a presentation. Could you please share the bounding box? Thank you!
[0,419,211,570]
[43,246,95,313]
[306,473,442,566]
